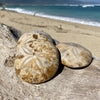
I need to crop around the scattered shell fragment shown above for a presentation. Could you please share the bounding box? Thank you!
[56,43,92,68]
[15,31,59,84]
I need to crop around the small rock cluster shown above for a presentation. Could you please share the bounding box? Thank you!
[15,31,93,84]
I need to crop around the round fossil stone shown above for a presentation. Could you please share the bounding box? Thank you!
[56,43,92,68]
[15,32,59,84]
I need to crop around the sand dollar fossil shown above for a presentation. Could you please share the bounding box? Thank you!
[56,43,92,68]
[15,32,59,84]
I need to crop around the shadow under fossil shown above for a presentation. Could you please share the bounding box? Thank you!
[4,50,94,85]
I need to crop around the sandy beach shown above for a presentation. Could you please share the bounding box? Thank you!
[1,9,100,100]
[0,9,100,57]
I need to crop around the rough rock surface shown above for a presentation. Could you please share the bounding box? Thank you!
[0,24,100,100]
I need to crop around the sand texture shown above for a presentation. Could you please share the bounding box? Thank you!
[0,10,100,100]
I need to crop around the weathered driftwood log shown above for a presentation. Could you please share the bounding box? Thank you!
[0,24,100,100]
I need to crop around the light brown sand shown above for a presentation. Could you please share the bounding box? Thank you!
[0,10,100,57]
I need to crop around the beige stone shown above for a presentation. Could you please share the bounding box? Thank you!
[15,32,59,84]
[56,43,92,68]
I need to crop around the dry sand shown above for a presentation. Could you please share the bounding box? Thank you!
[0,10,100,57]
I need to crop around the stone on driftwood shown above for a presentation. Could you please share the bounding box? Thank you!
[0,25,100,100]
[15,31,59,84]
[56,42,92,68]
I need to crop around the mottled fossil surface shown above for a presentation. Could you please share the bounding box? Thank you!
[56,43,92,68]
[0,24,100,100]
[15,32,59,84]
